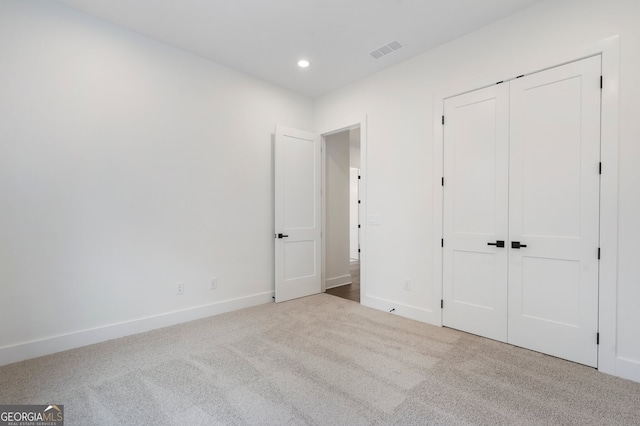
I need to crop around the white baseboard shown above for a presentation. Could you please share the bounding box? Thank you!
[615,357,640,383]
[361,295,441,326]
[325,274,352,289]
[0,291,274,367]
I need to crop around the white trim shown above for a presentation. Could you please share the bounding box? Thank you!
[432,94,444,327]
[616,358,640,383]
[319,115,368,304]
[0,291,273,367]
[433,36,623,379]
[360,118,368,305]
[596,36,620,377]
[321,135,327,292]
[363,295,436,324]
[325,275,353,289]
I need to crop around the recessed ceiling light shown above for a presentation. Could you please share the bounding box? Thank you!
[297,60,310,68]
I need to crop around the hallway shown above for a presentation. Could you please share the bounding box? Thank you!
[326,261,360,303]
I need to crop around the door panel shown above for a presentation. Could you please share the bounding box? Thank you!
[443,83,510,342]
[508,56,601,367]
[284,241,316,280]
[283,137,316,228]
[275,126,321,302]
[452,250,498,309]
[519,75,583,238]
[521,257,581,326]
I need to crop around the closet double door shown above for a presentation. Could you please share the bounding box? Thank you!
[442,56,601,367]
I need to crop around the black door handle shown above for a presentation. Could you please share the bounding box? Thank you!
[511,241,527,249]
[487,240,505,248]
[277,233,289,239]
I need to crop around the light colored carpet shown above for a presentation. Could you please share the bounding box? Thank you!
[1,294,639,425]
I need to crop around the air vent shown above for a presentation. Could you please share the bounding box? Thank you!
[369,41,403,59]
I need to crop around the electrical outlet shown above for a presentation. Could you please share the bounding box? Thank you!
[210,277,218,290]
[176,282,184,295]
[404,279,412,291]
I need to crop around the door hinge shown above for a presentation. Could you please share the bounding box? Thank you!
[358,175,361,180]
[358,200,361,204]
[442,116,445,125]
[441,177,444,186]
[441,299,444,309]
[598,248,601,259]
[441,238,444,248]
[600,76,603,89]
[599,162,602,174]
[516,74,525,79]
[358,248,361,253]
[358,224,361,229]
[597,332,600,345]
[496,80,504,85]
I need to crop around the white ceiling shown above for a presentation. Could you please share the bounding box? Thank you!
[54,0,543,98]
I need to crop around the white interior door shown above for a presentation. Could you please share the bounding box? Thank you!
[442,83,510,342]
[274,125,321,302]
[508,56,601,367]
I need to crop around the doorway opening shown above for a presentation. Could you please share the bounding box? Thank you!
[323,127,361,303]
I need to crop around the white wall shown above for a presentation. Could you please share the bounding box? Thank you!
[0,0,313,364]
[324,131,351,288]
[315,0,640,382]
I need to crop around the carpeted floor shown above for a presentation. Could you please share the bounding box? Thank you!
[1,294,639,425]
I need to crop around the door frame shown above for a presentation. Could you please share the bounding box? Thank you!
[349,167,361,262]
[319,116,368,302]
[433,36,620,376]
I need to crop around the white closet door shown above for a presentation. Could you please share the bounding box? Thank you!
[508,56,601,367]
[443,83,510,342]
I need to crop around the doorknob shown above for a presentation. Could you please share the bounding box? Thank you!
[487,240,505,248]
[511,241,528,249]
[277,233,289,239]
